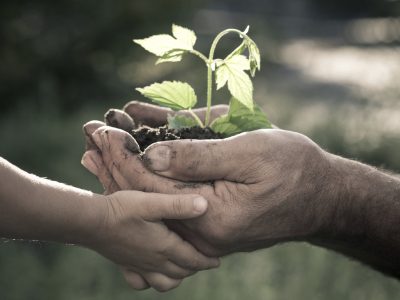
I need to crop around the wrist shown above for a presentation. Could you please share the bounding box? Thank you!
[0,157,110,245]
[70,193,109,248]
[312,154,366,239]
[309,153,400,244]
[307,153,400,276]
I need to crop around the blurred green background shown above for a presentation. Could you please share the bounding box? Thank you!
[1,0,400,299]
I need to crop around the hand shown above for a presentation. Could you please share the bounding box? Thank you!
[86,126,334,256]
[0,157,217,293]
[84,101,229,152]
[119,100,229,128]
[81,102,225,291]
[82,101,228,193]
[86,190,219,292]
[82,149,220,292]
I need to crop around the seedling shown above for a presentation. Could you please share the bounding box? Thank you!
[134,24,272,136]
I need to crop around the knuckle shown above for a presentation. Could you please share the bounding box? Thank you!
[158,232,176,255]
[186,255,202,270]
[172,198,185,216]
[140,198,154,217]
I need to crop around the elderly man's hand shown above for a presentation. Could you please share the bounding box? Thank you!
[84,125,333,256]
[82,101,229,194]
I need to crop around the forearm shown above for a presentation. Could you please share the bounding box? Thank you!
[310,154,400,277]
[0,157,105,245]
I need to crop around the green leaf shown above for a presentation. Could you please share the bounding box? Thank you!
[210,115,241,136]
[226,41,247,60]
[229,97,271,131]
[228,95,253,117]
[225,37,261,77]
[136,81,197,111]
[225,30,261,77]
[227,55,250,70]
[215,63,229,90]
[227,70,253,111]
[133,34,183,57]
[230,111,271,132]
[246,38,261,77]
[172,24,196,49]
[167,114,198,130]
[156,49,184,64]
[210,98,272,137]
[215,54,253,110]
[134,25,196,64]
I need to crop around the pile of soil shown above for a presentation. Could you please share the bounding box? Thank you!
[131,126,224,151]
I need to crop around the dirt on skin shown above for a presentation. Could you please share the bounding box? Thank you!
[131,126,224,151]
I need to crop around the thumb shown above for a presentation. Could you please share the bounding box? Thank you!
[141,193,209,221]
[142,131,263,182]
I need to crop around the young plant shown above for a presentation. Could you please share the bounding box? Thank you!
[134,24,272,136]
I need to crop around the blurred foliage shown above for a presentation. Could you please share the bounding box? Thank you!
[1,0,400,299]
[0,0,203,114]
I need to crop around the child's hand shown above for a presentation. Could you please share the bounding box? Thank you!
[84,190,219,292]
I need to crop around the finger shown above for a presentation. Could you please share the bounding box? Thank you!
[81,149,121,194]
[104,109,135,132]
[121,268,150,290]
[142,131,267,182]
[123,101,172,127]
[163,234,220,271]
[91,126,213,196]
[142,272,182,292]
[91,126,143,190]
[83,120,105,151]
[165,220,221,257]
[139,193,208,220]
[178,104,229,124]
[160,261,196,279]
[81,151,100,176]
[123,101,229,126]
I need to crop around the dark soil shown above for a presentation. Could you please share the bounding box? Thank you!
[131,126,224,151]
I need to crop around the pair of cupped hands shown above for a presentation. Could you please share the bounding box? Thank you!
[81,101,333,292]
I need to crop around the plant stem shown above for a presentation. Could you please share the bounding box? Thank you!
[188,109,204,128]
[204,61,213,127]
[204,28,250,126]
[188,50,209,65]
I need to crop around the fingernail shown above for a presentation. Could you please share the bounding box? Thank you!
[83,121,104,136]
[105,109,135,132]
[144,145,171,171]
[124,136,140,153]
[91,132,103,150]
[193,197,208,214]
[104,109,116,125]
[81,153,99,175]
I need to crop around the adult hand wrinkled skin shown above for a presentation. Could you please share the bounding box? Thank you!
[82,102,332,256]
